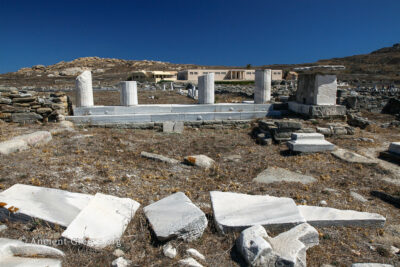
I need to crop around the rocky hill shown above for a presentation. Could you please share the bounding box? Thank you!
[1,43,400,89]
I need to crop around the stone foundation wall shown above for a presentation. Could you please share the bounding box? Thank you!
[0,90,71,123]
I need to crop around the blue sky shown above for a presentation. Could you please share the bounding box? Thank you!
[0,0,399,73]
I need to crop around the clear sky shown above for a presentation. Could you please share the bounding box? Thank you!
[0,0,399,74]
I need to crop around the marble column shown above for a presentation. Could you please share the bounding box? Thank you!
[198,73,214,104]
[76,70,94,107]
[120,81,138,106]
[254,69,271,104]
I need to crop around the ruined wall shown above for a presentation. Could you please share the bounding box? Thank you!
[0,90,71,123]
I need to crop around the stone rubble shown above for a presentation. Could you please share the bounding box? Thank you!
[163,243,177,259]
[141,151,180,164]
[111,257,132,267]
[0,130,52,155]
[236,223,319,267]
[178,257,204,267]
[186,248,206,261]
[144,192,207,241]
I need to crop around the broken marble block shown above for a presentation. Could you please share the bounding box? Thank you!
[389,142,400,155]
[144,192,207,241]
[287,133,335,153]
[331,148,377,165]
[210,191,305,233]
[298,205,386,227]
[0,184,93,227]
[62,193,140,249]
[236,223,319,267]
[0,238,64,267]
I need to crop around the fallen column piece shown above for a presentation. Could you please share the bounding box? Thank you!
[298,205,386,227]
[236,223,319,267]
[0,237,64,267]
[210,191,305,233]
[0,131,52,155]
[141,151,180,164]
[287,133,335,153]
[62,193,140,249]
[0,184,93,227]
[144,192,207,241]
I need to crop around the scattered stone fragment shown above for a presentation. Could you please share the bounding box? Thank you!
[253,167,317,185]
[319,200,327,206]
[351,264,393,267]
[62,193,140,249]
[111,257,132,267]
[210,191,305,233]
[390,245,400,255]
[236,223,319,267]
[144,192,207,241]
[0,138,28,155]
[287,133,335,153]
[0,130,52,155]
[187,248,205,261]
[163,243,177,259]
[0,237,64,267]
[0,224,7,232]
[141,151,180,164]
[332,148,378,165]
[184,155,215,169]
[113,249,125,257]
[350,191,368,203]
[298,205,386,227]
[178,257,204,267]
[163,121,184,133]
[11,112,43,123]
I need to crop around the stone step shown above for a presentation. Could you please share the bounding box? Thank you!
[66,110,282,125]
[291,133,325,140]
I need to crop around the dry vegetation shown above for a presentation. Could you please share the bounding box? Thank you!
[0,91,399,267]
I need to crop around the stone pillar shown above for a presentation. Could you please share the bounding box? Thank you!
[76,70,94,107]
[254,69,271,104]
[198,73,215,104]
[162,84,166,91]
[170,82,174,90]
[120,81,138,106]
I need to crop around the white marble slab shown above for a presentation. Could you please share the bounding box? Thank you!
[210,191,305,233]
[0,184,93,227]
[298,205,386,227]
[62,193,140,249]
[389,142,400,155]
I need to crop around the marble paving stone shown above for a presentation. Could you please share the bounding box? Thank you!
[62,193,140,249]
[0,238,64,267]
[298,205,385,227]
[0,184,93,227]
[210,191,305,233]
[332,148,378,164]
[144,192,207,241]
[254,167,317,185]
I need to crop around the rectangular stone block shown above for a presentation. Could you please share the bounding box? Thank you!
[389,142,400,155]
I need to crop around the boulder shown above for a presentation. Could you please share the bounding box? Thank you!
[163,243,177,258]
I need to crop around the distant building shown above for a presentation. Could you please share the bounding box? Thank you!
[129,70,177,83]
[177,69,283,81]
[285,71,298,80]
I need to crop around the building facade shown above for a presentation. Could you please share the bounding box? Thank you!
[129,70,177,83]
[177,69,283,81]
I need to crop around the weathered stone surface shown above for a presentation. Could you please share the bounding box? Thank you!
[76,70,94,107]
[11,112,43,123]
[0,98,12,104]
[298,205,385,227]
[210,191,305,233]
[62,193,140,249]
[184,155,215,169]
[332,148,378,164]
[236,223,319,267]
[111,257,132,267]
[0,138,28,155]
[0,238,64,267]
[389,142,400,155]
[0,184,93,227]
[254,167,317,185]
[296,74,337,105]
[140,151,180,164]
[187,248,205,261]
[144,192,207,241]
[120,81,138,106]
[198,73,214,104]
[163,243,177,258]
[351,264,393,267]
[0,131,52,155]
[0,224,7,232]
[287,133,335,153]
[163,121,184,133]
[178,257,204,267]
[255,69,271,104]
[350,191,368,203]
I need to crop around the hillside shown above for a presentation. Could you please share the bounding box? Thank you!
[1,43,400,89]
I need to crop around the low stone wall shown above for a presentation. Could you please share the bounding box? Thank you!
[0,90,71,123]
